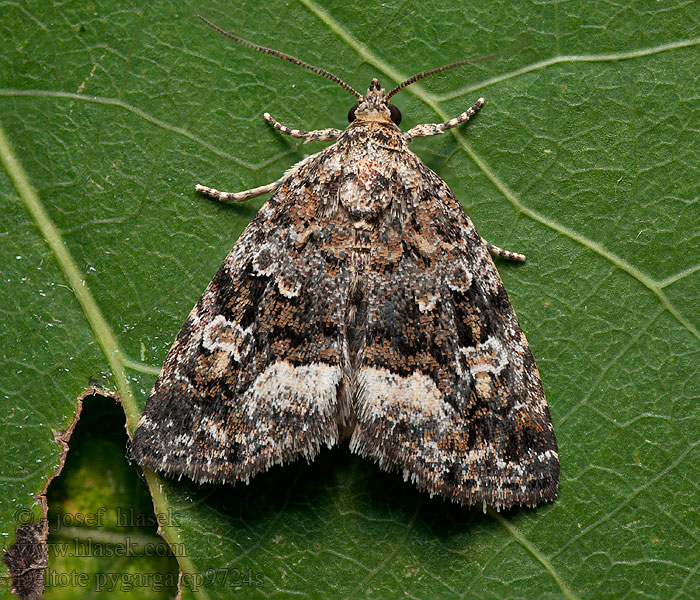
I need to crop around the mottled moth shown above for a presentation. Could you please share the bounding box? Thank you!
[131,16,559,510]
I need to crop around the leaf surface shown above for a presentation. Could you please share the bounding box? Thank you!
[1,1,698,598]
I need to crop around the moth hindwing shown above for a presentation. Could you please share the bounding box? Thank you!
[131,18,559,510]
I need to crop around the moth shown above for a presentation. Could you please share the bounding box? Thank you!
[131,16,559,509]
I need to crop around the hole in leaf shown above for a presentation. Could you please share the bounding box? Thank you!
[43,393,178,598]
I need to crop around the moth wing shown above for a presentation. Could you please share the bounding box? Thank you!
[132,155,353,484]
[350,171,559,508]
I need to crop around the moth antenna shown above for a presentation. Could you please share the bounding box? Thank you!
[386,52,502,100]
[197,15,362,100]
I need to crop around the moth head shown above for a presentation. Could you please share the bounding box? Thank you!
[347,79,402,126]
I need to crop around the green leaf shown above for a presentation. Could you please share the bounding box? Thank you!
[1,0,698,598]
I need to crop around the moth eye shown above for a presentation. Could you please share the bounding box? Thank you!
[388,103,402,125]
[348,104,358,122]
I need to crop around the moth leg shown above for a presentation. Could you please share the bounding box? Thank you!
[403,97,485,142]
[264,112,342,143]
[485,241,526,262]
[196,151,319,204]
[195,180,280,203]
